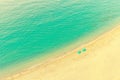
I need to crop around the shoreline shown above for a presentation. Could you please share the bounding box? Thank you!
[1,24,120,80]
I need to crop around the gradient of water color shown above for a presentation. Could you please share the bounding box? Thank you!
[0,0,120,74]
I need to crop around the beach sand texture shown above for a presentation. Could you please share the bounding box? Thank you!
[2,25,120,80]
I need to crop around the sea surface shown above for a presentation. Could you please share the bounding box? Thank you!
[0,0,120,75]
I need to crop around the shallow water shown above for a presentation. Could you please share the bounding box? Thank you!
[0,0,120,72]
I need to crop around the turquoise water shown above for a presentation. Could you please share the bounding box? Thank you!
[0,0,120,72]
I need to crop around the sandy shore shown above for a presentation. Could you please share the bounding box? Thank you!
[2,25,120,80]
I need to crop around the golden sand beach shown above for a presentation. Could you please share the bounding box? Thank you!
[2,25,120,80]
